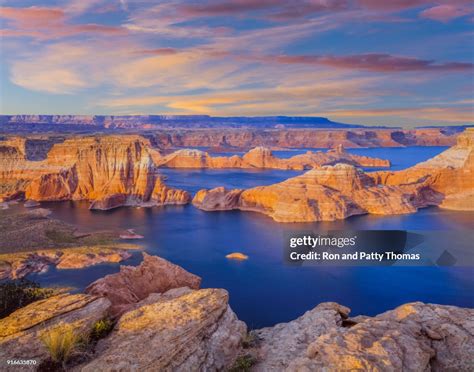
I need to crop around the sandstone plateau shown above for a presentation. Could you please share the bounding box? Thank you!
[0,135,190,209]
[157,144,389,170]
[193,129,474,222]
[1,254,472,371]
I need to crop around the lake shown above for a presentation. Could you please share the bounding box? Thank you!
[27,146,474,328]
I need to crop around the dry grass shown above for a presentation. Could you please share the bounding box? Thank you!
[40,323,84,365]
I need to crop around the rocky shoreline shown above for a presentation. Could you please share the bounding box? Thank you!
[1,253,472,371]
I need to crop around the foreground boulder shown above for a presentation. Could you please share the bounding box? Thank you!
[81,288,246,372]
[252,302,474,371]
[86,253,201,316]
[0,294,110,366]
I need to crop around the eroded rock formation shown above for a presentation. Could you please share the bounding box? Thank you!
[82,288,246,372]
[251,302,474,371]
[0,135,190,209]
[157,145,390,170]
[193,129,474,222]
[86,253,202,316]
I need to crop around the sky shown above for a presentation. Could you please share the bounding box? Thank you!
[0,0,473,126]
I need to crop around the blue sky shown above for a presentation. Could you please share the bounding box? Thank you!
[0,0,473,126]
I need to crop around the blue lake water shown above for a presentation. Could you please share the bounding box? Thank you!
[25,146,474,329]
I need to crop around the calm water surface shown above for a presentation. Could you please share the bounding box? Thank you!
[27,146,474,328]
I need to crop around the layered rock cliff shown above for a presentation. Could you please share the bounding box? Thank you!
[0,135,190,209]
[371,128,474,211]
[152,127,460,149]
[157,145,389,170]
[193,129,474,222]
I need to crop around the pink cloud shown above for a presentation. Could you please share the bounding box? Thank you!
[420,4,472,22]
[268,53,473,72]
[0,6,127,40]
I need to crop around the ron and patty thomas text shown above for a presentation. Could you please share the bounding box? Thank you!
[288,235,420,262]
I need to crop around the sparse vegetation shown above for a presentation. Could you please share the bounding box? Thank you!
[89,318,114,342]
[229,354,257,372]
[241,331,259,349]
[40,323,85,368]
[0,279,59,318]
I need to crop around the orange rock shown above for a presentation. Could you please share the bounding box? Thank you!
[226,252,249,260]
[157,145,389,170]
[85,253,202,317]
[193,129,474,221]
[0,135,190,210]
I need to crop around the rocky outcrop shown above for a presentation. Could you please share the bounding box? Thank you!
[193,129,474,221]
[0,135,190,209]
[252,302,474,371]
[0,294,110,366]
[252,302,350,371]
[86,253,202,316]
[193,164,417,222]
[81,288,246,372]
[371,128,474,211]
[0,245,137,280]
[157,145,389,170]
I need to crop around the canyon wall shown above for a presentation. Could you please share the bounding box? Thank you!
[151,127,460,149]
[0,135,190,209]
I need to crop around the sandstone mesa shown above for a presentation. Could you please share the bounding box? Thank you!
[0,135,190,209]
[193,129,474,222]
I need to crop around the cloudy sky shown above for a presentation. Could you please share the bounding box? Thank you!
[0,0,473,126]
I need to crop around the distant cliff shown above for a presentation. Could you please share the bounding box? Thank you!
[0,114,362,129]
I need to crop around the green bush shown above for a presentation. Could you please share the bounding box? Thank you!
[0,279,57,318]
[89,318,114,342]
[229,354,257,372]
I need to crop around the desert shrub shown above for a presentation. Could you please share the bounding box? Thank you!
[40,323,84,367]
[89,318,114,342]
[241,331,259,349]
[229,354,257,372]
[0,279,57,318]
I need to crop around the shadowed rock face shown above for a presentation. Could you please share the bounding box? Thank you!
[0,135,190,209]
[86,253,202,317]
[157,145,390,170]
[193,129,474,222]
